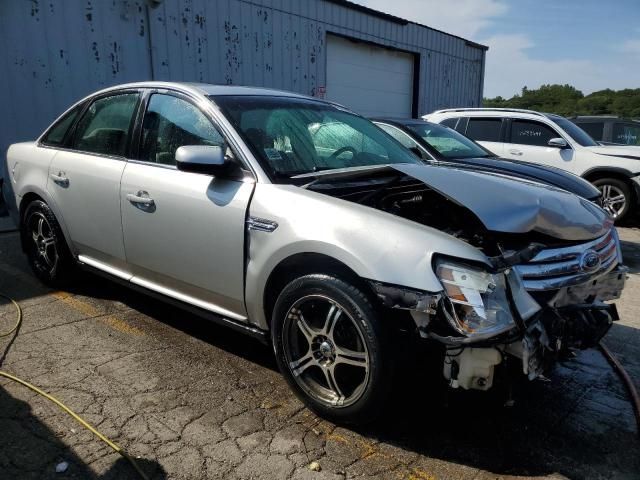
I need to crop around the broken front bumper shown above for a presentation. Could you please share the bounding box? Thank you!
[511,265,627,379]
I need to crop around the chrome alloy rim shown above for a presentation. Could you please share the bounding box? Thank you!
[29,213,58,274]
[283,295,370,408]
[599,184,626,218]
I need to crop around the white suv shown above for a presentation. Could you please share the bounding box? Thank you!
[423,108,640,221]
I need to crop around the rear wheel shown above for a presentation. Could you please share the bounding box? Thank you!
[592,177,632,221]
[23,200,75,286]
[272,274,391,424]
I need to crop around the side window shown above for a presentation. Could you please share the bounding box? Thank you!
[612,123,640,145]
[510,120,559,147]
[377,124,420,150]
[140,94,224,165]
[72,93,139,156]
[577,122,604,141]
[466,118,502,142]
[41,103,84,146]
[440,118,459,129]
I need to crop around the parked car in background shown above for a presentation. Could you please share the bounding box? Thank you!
[5,83,627,423]
[372,118,601,203]
[423,108,640,221]
[570,116,640,146]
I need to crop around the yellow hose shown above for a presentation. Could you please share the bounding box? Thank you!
[0,293,149,480]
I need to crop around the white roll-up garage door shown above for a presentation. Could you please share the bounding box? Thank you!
[325,34,415,118]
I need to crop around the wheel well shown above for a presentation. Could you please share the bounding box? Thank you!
[584,170,631,184]
[262,253,371,327]
[18,192,45,251]
[583,171,635,201]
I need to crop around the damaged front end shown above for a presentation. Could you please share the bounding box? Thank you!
[306,164,628,391]
[371,229,628,391]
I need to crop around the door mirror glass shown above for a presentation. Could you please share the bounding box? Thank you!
[548,137,569,148]
[176,145,229,175]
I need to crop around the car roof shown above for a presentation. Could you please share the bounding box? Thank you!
[371,117,434,126]
[87,81,314,100]
[424,108,566,123]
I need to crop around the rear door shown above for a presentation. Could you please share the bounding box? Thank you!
[47,91,140,275]
[120,91,254,320]
[463,117,505,156]
[502,118,575,170]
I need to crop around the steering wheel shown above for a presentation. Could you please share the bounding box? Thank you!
[328,146,357,163]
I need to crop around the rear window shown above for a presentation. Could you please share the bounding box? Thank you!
[465,118,502,142]
[612,122,640,145]
[41,104,84,146]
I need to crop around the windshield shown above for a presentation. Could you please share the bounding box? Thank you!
[406,122,492,159]
[213,95,420,179]
[550,116,599,147]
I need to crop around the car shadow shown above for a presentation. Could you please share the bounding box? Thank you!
[0,385,167,479]
[68,272,640,479]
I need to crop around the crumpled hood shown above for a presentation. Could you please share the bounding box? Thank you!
[586,145,640,160]
[392,164,611,241]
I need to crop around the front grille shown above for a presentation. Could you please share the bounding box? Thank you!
[514,229,620,291]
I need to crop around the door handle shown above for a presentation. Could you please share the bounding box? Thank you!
[509,149,523,156]
[126,191,155,207]
[50,172,69,187]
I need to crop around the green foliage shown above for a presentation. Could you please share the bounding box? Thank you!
[484,84,640,118]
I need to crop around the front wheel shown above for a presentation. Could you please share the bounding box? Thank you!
[271,274,392,424]
[592,177,632,222]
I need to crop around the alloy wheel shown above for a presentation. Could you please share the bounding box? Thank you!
[29,212,58,275]
[282,295,370,408]
[598,183,627,219]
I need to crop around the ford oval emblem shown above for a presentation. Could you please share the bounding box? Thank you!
[579,250,601,272]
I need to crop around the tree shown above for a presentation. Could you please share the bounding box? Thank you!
[484,85,640,118]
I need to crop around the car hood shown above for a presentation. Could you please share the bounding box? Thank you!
[438,157,601,200]
[585,145,640,160]
[391,164,610,241]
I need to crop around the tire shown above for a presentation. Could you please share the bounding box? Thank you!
[592,177,632,222]
[22,200,75,287]
[271,274,392,424]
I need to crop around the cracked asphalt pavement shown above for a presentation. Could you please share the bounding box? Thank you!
[0,225,639,480]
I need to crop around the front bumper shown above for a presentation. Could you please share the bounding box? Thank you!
[447,265,627,389]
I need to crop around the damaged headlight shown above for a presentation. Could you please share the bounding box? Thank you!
[436,259,515,338]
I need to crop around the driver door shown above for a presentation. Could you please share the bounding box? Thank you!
[502,119,574,170]
[120,91,254,320]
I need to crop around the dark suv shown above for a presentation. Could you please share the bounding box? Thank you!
[571,116,640,146]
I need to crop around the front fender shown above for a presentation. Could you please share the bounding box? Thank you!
[244,184,488,329]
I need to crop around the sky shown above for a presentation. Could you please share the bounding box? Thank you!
[352,0,640,98]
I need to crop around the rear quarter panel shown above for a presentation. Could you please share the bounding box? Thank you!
[6,142,71,243]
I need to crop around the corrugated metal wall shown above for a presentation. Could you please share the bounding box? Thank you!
[0,0,485,171]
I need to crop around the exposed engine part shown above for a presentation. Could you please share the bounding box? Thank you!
[443,347,502,390]
[369,281,440,314]
[489,243,546,270]
[514,303,618,379]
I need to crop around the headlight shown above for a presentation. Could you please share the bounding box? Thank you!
[435,259,515,338]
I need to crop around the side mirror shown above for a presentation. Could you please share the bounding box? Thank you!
[548,137,569,149]
[175,145,234,176]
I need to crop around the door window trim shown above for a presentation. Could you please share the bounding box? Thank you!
[506,118,570,148]
[464,116,505,143]
[130,89,256,179]
[59,89,144,161]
